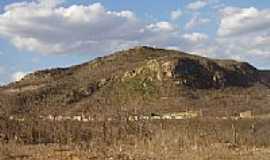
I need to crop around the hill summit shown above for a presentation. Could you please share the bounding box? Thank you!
[0,46,269,116]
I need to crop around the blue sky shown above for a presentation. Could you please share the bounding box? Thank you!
[0,0,270,84]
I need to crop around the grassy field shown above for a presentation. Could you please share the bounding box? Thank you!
[1,143,270,160]
[1,118,270,159]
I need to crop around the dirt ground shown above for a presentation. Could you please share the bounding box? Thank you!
[1,143,270,160]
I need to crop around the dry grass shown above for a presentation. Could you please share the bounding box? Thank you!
[1,118,270,159]
[1,138,270,160]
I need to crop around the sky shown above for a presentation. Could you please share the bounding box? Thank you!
[0,0,270,85]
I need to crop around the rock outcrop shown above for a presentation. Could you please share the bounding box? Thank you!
[0,46,268,116]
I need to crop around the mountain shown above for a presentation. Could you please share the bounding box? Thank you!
[260,70,270,86]
[0,46,269,117]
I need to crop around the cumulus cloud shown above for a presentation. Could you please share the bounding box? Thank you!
[217,35,270,59]
[186,1,208,11]
[0,1,269,69]
[207,6,270,68]
[0,1,142,54]
[170,9,182,21]
[179,32,210,55]
[146,21,176,32]
[182,32,208,44]
[218,7,270,37]
[0,2,141,53]
[11,71,27,81]
[0,1,190,55]
[185,15,210,30]
[0,1,208,58]
[191,34,270,69]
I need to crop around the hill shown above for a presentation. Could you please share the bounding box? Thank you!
[260,70,270,86]
[0,46,269,117]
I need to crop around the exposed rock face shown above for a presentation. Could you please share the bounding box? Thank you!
[259,70,270,86]
[0,46,267,116]
[172,58,258,89]
[161,61,174,78]
[121,55,258,89]
[122,59,163,81]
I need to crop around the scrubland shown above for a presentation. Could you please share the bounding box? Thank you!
[1,117,270,160]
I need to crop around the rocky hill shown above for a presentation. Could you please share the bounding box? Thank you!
[0,46,269,117]
[260,70,270,86]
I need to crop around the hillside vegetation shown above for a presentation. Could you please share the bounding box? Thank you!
[0,46,269,117]
[1,47,270,160]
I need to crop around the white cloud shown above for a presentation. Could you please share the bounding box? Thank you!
[182,32,208,44]
[0,1,188,55]
[146,21,175,32]
[11,72,27,81]
[191,33,270,69]
[0,2,144,54]
[0,1,209,62]
[218,7,270,37]
[170,9,182,21]
[185,15,210,29]
[187,1,208,11]
[206,6,270,68]
[0,1,269,70]
[216,34,270,59]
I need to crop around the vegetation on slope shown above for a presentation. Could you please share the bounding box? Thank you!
[0,46,269,116]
